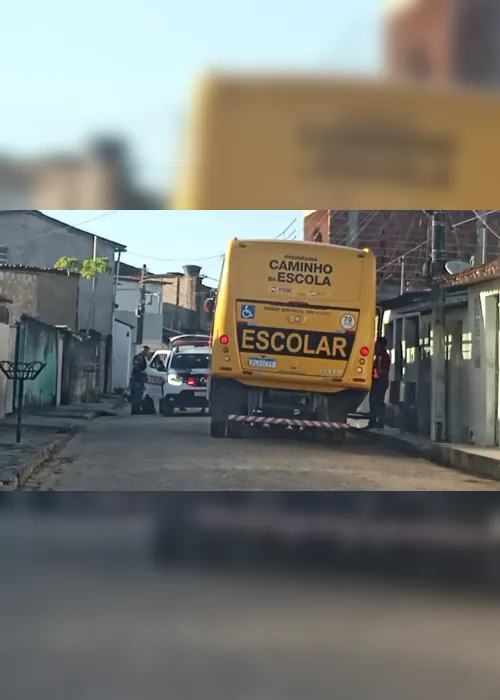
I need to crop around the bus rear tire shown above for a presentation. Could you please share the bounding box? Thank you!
[210,420,227,438]
[227,421,243,439]
[315,429,331,444]
[329,430,346,446]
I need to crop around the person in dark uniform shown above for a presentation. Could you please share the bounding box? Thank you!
[368,337,390,429]
[130,346,150,415]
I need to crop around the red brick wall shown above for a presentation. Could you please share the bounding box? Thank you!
[304,210,500,287]
[453,0,500,87]
[386,0,454,82]
[385,0,500,87]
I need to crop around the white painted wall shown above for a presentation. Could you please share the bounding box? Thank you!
[0,323,9,419]
[112,319,134,391]
[115,279,164,349]
[0,324,16,418]
[56,334,64,407]
[467,283,500,447]
[444,306,469,444]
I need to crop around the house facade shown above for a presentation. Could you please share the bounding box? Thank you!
[380,258,500,448]
[0,137,161,210]
[0,265,79,329]
[159,265,214,336]
[115,263,165,350]
[0,210,126,337]
[0,292,13,419]
[112,318,135,391]
[303,210,500,296]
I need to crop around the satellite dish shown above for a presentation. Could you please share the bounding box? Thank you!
[445,260,472,275]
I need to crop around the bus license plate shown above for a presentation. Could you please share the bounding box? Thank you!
[249,357,276,369]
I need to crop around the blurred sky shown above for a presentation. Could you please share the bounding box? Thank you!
[42,210,304,281]
[4,0,381,191]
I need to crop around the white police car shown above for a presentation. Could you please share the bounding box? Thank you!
[162,345,211,416]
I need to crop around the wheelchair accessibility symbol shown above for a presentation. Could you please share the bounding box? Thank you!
[241,304,256,320]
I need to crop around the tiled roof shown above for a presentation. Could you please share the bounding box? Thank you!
[116,261,143,278]
[441,258,500,287]
[0,264,80,276]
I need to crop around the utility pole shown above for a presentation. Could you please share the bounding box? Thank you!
[91,235,98,330]
[110,250,122,392]
[425,211,447,443]
[328,209,335,245]
[400,256,405,296]
[347,210,359,248]
[136,264,147,348]
[429,210,446,278]
[476,210,487,264]
[174,276,180,330]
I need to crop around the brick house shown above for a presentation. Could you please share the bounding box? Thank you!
[385,0,500,87]
[0,138,161,210]
[303,210,500,296]
[0,265,79,329]
[156,265,215,338]
[115,262,216,345]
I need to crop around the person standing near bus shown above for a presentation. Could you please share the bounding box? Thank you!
[130,346,150,415]
[368,337,390,429]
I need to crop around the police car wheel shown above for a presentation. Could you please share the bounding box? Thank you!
[210,420,227,438]
[160,401,175,417]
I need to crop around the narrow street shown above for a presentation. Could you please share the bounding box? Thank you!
[25,413,500,490]
[2,512,500,700]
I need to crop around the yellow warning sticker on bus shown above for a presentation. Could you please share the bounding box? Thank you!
[173,74,500,210]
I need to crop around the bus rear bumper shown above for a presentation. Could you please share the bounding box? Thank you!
[227,414,349,430]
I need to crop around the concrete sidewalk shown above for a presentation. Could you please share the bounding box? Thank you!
[364,427,500,483]
[0,396,126,490]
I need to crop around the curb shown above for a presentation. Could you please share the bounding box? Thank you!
[364,430,500,482]
[0,402,125,491]
[0,424,79,492]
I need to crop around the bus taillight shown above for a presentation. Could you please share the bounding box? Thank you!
[220,335,229,345]
[360,346,370,357]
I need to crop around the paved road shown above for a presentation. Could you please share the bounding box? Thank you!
[25,413,500,490]
[1,513,500,700]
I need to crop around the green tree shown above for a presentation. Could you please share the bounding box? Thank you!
[80,257,112,279]
[54,257,82,276]
[55,256,111,279]
[54,256,112,331]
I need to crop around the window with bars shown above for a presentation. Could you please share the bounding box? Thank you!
[0,247,8,264]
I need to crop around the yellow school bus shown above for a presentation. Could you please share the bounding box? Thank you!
[206,239,376,442]
[173,74,500,210]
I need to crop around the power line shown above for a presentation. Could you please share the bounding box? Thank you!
[472,210,500,241]
[451,210,500,229]
[377,240,428,274]
[11,210,120,246]
[125,251,226,263]
[274,219,297,239]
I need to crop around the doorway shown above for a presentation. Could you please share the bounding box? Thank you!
[483,294,500,446]
[444,315,466,444]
